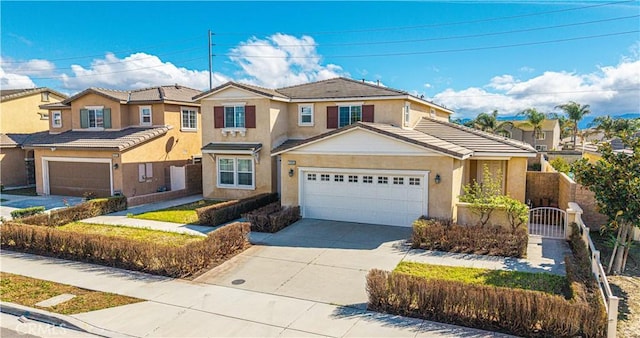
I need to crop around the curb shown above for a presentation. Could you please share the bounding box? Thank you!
[0,301,129,337]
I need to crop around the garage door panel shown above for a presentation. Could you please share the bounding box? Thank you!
[48,161,111,197]
[302,170,427,227]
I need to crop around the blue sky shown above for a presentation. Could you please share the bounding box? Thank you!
[1,1,639,118]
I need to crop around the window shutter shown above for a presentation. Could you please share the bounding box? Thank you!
[326,106,338,128]
[80,109,89,128]
[362,105,374,122]
[214,106,224,128]
[103,108,112,128]
[245,105,256,128]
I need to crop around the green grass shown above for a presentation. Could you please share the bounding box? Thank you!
[131,199,221,224]
[58,222,203,247]
[395,261,569,296]
[1,187,37,196]
[0,272,142,315]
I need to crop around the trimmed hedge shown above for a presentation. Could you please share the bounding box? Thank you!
[1,221,250,278]
[19,196,127,227]
[10,206,45,219]
[242,202,300,233]
[196,193,278,226]
[411,218,528,258]
[366,269,606,337]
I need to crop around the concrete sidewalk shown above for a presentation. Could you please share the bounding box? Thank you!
[0,251,512,338]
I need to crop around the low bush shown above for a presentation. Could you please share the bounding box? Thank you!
[10,206,45,219]
[0,221,250,278]
[366,269,606,337]
[411,218,528,258]
[18,196,127,227]
[242,202,300,233]
[196,193,278,226]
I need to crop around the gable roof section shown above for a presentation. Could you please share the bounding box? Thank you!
[272,122,473,159]
[510,119,559,131]
[276,77,407,100]
[1,87,67,102]
[23,127,170,151]
[59,85,202,106]
[414,117,536,156]
[194,82,289,101]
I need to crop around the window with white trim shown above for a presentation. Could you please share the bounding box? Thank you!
[87,107,104,128]
[298,104,314,126]
[181,107,198,130]
[409,178,421,186]
[320,174,330,181]
[139,106,152,126]
[348,175,358,183]
[138,163,153,182]
[41,92,49,102]
[217,157,254,188]
[338,105,362,127]
[535,130,546,140]
[430,108,436,118]
[535,145,548,151]
[334,174,344,182]
[52,111,62,128]
[225,106,245,128]
[393,177,404,185]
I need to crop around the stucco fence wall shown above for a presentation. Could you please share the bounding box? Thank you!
[127,163,202,207]
[456,202,515,231]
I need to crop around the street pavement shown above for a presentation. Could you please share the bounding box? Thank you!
[0,193,83,220]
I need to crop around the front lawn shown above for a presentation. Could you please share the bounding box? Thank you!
[58,222,203,247]
[395,261,569,296]
[131,199,221,224]
[0,272,142,315]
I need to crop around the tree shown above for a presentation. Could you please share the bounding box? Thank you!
[459,164,504,227]
[519,108,546,149]
[572,135,640,274]
[472,110,513,136]
[556,101,591,149]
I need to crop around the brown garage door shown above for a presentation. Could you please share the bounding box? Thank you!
[48,161,111,197]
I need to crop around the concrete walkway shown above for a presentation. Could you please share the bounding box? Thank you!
[0,251,513,338]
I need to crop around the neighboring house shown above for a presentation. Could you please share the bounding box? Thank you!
[582,133,638,163]
[195,77,536,227]
[0,88,67,188]
[503,119,561,152]
[24,85,202,198]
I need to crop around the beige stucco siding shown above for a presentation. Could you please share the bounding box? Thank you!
[505,157,528,201]
[0,147,28,187]
[279,153,457,219]
[202,150,272,200]
[69,94,122,130]
[1,92,65,133]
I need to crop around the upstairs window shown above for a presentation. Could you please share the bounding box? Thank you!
[298,104,314,126]
[52,111,62,128]
[535,131,546,140]
[41,92,49,102]
[225,106,245,128]
[181,107,198,130]
[80,106,111,129]
[338,105,362,127]
[139,106,152,126]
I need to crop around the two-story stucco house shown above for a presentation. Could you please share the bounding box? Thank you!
[503,119,561,152]
[195,77,536,227]
[24,85,202,198]
[1,87,67,188]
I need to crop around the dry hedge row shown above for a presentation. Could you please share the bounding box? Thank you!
[242,202,300,233]
[366,269,606,337]
[411,218,528,258]
[0,221,250,278]
[19,196,127,227]
[196,193,278,226]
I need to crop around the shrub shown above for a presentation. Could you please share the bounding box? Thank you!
[497,196,529,233]
[459,165,504,227]
[10,206,45,219]
[242,202,300,233]
[19,196,127,227]
[196,193,278,226]
[0,221,250,278]
[366,269,606,337]
[550,157,571,174]
[411,218,527,258]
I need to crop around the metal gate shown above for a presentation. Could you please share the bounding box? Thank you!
[528,207,567,238]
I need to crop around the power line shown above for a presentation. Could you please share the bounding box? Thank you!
[433,87,640,99]
[225,30,640,59]
[217,14,639,48]
[216,0,635,36]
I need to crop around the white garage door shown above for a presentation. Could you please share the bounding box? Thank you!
[300,169,428,227]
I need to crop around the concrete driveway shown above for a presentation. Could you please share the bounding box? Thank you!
[0,194,83,220]
[195,218,412,309]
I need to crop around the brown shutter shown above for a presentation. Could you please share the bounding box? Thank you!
[362,105,374,122]
[327,106,338,128]
[214,106,224,128]
[245,105,256,128]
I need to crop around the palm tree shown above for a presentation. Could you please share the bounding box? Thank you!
[590,115,616,140]
[591,116,640,140]
[555,101,591,149]
[472,110,513,136]
[519,108,546,149]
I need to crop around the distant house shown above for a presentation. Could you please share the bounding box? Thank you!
[582,132,638,163]
[25,85,202,198]
[502,119,561,152]
[0,88,67,188]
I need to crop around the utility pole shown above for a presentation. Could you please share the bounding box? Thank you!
[208,30,214,90]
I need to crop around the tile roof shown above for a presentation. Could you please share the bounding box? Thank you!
[1,87,67,102]
[23,127,171,151]
[0,133,34,148]
[414,117,536,155]
[61,85,202,105]
[193,81,288,100]
[202,143,262,152]
[276,77,407,100]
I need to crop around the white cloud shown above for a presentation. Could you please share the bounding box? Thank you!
[61,53,227,91]
[423,83,432,89]
[519,66,535,73]
[433,59,640,118]
[229,33,347,88]
[0,60,37,89]
[1,57,56,76]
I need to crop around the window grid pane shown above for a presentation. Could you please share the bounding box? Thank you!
[334,175,344,182]
[225,107,235,128]
[363,176,373,183]
[321,174,330,181]
[235,106,245,128]
[348,175,358,183]
[378,176,388,184]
